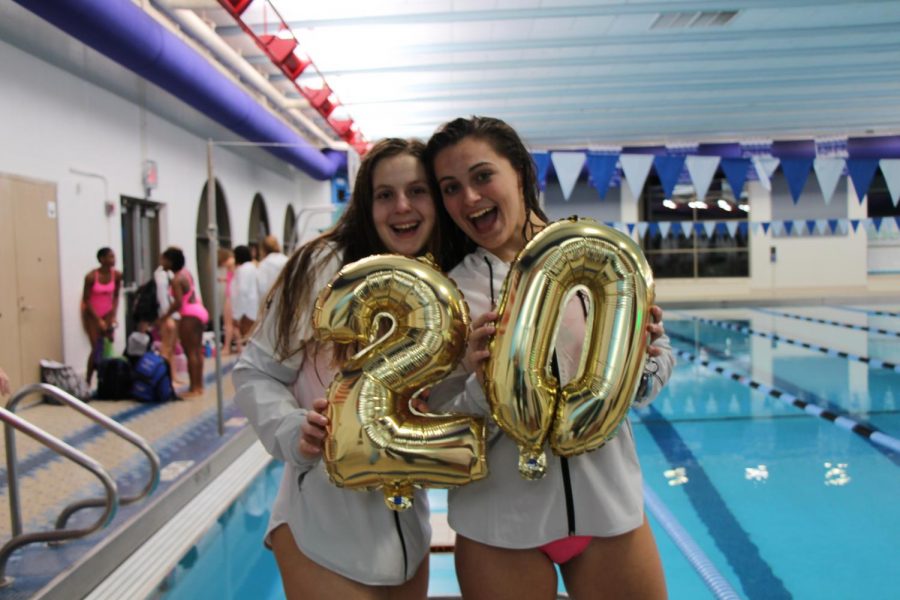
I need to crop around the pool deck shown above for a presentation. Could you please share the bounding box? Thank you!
[0,353,460,600]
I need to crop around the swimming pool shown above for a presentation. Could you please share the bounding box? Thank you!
[155,303,900,599]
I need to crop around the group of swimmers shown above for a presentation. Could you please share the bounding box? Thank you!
[233,116,675,599]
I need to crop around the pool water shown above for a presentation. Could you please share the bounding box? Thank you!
[158,304,900,600]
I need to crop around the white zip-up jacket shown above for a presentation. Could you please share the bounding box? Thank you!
[232,246,431,585]
[430,247,674,548]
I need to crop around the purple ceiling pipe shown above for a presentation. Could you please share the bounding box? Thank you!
[13,0,342,180]
[697,142,742,158]
[847,135,900,159]
[771,140,816,159]
[621,145,667,156]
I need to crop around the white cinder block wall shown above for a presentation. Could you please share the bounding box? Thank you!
[0,39,332,372]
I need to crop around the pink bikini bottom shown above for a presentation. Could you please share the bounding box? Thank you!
[539,535,592,564]
[180,302,209,325]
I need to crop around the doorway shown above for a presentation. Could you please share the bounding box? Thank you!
[196,179,232,319]
[121,196,162,335]
[0,174,62,392]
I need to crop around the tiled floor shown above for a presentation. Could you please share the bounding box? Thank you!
[0,355,243,597]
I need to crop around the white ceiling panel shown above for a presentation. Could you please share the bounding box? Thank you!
[171,0,900,149]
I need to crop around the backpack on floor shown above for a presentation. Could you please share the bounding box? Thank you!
[96,357,133,400]
[130,352,176,403]
[39,359,90,405]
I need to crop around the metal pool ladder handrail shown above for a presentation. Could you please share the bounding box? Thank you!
[0,406,118,588]
[5,384,161,534]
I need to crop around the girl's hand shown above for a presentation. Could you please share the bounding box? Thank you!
[646,305,666,357]
[465,311,497,384]
[297,397,330,458]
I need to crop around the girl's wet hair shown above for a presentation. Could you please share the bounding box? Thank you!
[424,116,549,266]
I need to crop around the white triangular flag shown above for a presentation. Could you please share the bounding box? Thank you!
[880,159,900,207]
[703,221,716,238]
[816,219,829,236]
[637,222,649,238]
[619,154,655,201]
[813,157,844,205]
[658,221,671,238]
[550,151,586,201]
[793,219,805,236]
[752,156,780,191]
[771,221,784,236]
[685,156,720,202]
[725,221,738,238]
[751,222,761,235]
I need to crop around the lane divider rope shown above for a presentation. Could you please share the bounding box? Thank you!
[672,312,900,373]
[672,348,900,455]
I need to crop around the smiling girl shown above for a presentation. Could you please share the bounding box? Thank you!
[426,117,674,600]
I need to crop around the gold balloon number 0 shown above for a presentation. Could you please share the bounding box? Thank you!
[314,255,487,511]
[485,218,655,479]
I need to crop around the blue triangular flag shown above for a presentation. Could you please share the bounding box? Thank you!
[762,222,771,234]
[670,221,683,237]
[532,152,551,192]
[846,158,880,203]
[828,218,839,233]
[806,219,817,235]
[585,154,619,200]
[654,156,686,198]
[850,219,860,232]
[627,223,635,234]
[648,222,660,237]
[784,221,794,235]
[738,222,748,237]
[872,216,883,232]
[720,158,751,199]
[780,158,814,203]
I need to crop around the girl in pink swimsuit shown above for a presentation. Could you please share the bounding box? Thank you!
[159,247,208,397]
[81,247,122,385]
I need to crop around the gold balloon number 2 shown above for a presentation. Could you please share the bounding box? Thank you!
[314,255,487,511]
[485,218,655,480]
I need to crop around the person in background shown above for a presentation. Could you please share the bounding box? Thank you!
[426,116,673,600]
[217,247,237,355]
[231,244,259,353]
[256,234,288,299]
[154,252,182,383]
[158,247,208,398]
[81,247,122,385]
[233,138,466,599]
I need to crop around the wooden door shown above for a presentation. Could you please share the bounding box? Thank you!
[0,174,62,393]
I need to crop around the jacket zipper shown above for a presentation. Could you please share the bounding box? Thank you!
[393,512,408,580]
